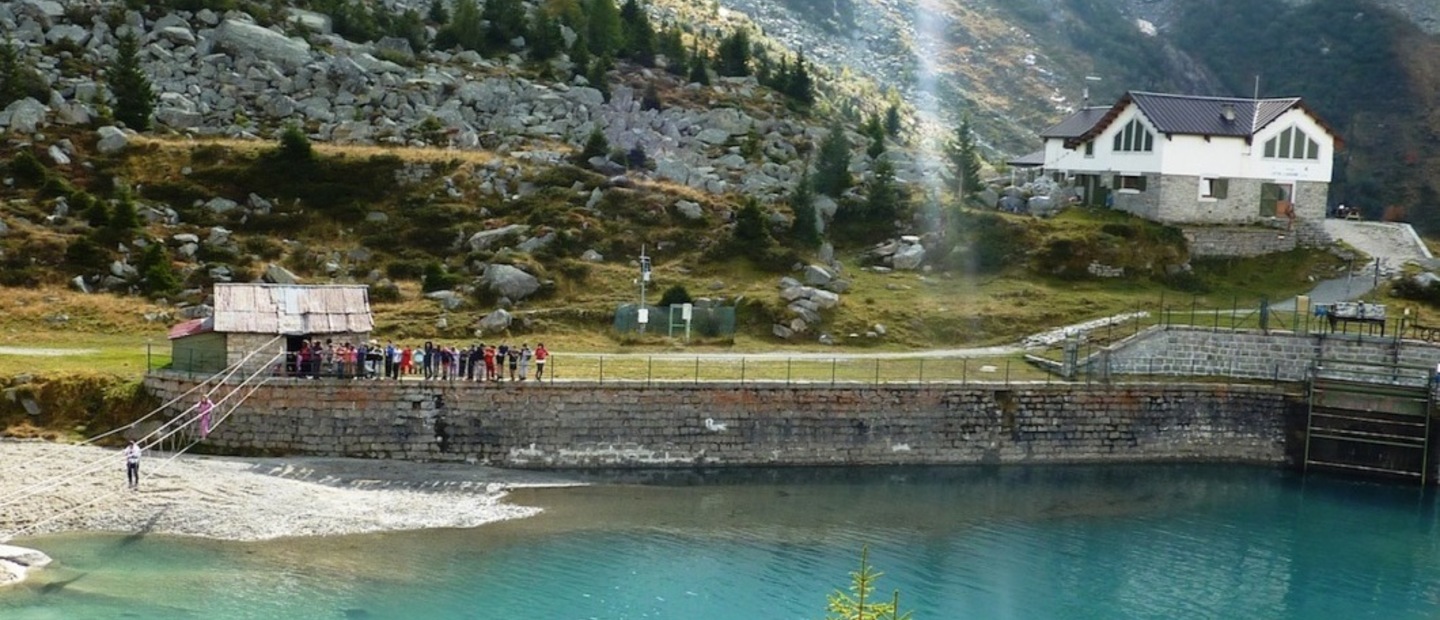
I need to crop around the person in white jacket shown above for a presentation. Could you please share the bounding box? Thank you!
[124,441,141,489]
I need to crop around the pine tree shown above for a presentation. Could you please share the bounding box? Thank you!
[785,52,814,106]
[687,47,710,85]
[789,168,820,248]
[884,103,902,137]
[619,0,656,66]
[945,116,983,197]
[529,11,564,61]
[814,122,852,198]
[108,190,141,232]
[715,28,750,77]
[585,0,623,57]
[137,243,179,296]
[0,39,29,109]
[657,27,687,76]
[731,197,772,249]
[863,158,904,228]
[824,547,913,620]
[436,0,484,51]
[427,0,449,24]
[482,0,527,55]
[110,33,155,131]
[586,54,612,100]
[576,127,609,164]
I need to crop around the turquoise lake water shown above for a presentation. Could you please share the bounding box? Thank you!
[4,465,1440,619]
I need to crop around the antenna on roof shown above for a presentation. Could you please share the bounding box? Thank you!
[1082,75,1103,108]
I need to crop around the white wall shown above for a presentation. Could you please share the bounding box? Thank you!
[1042,103,1164,176]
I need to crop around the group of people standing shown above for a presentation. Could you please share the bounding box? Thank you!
[288,339,549,382]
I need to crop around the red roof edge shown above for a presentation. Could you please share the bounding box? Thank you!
[168,317,214,340]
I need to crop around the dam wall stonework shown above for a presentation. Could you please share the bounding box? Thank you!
[1098,326,1440,382]
[144,373,1293,468]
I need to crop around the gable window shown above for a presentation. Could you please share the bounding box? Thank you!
[1200,177,1228,200]
[1263,126,1320,160]
[1113,174,1147,193]
[1084,141,1094,157]
[1111,118,1154,153]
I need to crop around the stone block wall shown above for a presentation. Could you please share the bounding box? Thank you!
[143,373,1292,468]
[1182,225,1298,258]
[1098,326,1440,383]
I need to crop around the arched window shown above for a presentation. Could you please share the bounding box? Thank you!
[1111,118,1154,153]
[1263,126,1320,160]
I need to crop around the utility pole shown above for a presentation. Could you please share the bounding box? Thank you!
[638,245,652,333]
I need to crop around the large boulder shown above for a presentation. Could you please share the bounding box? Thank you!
[425,290,464,310]
[803,264,833,286]
[891,242,925,271]
[467,224,530,252]
[481,264,540,300]
[3,98,47,134]
[211,19,312,68]
[478,308,513,332]
[0,544,51,587]
[674,200,704,220]
[96,126,129,154]
[263,263,300,284]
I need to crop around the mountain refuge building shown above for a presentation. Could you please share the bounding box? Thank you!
[167,283,374,375]
[1038,91,1341,226]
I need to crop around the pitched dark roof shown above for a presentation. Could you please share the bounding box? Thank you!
[1129,92,1298,137]
[1039,107,1109,138]
[1008,149,1045,167]
[1060,91,1343,149]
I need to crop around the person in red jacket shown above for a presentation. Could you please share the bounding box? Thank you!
[534,343,549,381]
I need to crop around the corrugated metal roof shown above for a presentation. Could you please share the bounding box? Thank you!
[1039,107,1110,138]
[1129,92,1300,137]
[167,317,213,340]
[1061,91,1341,150]
[211,284,373,335]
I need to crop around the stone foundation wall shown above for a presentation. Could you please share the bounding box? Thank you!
[143,373,1292,468]
[1096,326,1440,383]
[1182,226,1298,258]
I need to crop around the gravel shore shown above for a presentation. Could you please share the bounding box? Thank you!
[0,440,581,544]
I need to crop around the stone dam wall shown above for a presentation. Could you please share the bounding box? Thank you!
[143,373,1297,468]
[1093,326,1440,383]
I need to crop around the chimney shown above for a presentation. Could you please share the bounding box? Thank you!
[1221,103,1236,122]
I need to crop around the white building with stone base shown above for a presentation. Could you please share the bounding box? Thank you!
[1039,91,1341,227]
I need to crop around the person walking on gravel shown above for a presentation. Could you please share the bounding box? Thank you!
[124,440,142,489]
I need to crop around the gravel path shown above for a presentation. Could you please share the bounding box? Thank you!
[1322,220,1432,277]
[0,347,99,357]
[0,441,579,544]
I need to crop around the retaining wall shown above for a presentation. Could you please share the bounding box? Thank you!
[1095,326,1440,383]
[143,373,1294,468]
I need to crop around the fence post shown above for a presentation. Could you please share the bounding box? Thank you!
[1192,297,1197,328]
[874,359,880,384]
[962,359,968,385]
[1005,360,1011,385]
[599,357,604,384]
[741,358,746,385]
[1231,296,1237,330]
[918,358,925,384]
[647,356,653,387]
[831,358,837,386]
[695,357,700,384]
[787,358,792,386]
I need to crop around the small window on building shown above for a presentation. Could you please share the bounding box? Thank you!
[1201,177,1228,199]
[1084,141,1094,157]
[1263,126,1320,160]
[1113,174,1147,192]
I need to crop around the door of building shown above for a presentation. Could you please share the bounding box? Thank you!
[1260,182,1293,218]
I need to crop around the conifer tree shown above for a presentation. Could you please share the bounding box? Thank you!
[884,103,901,137]
[482,0,527,55]
[619,0,656,66]
[108,191,141,231]
[715,28,750,77]
[427,0,449,24]
[785,53,814,106]
[576,127,609,164]
[789,168,820,248]
[687,47,710,85]
[436,0,484,51]
[0,39,30,109]
[824,547,913,620]
[529,11,564,61]
[731,197,772,249]
[657,27,687,76]
[945,116,982,197]
[110,33,155,131]
[585,0,623,57]
[137,242,179,296]
[863,158,904,227]
[814,122,852,198]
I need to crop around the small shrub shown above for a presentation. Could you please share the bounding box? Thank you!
[368,281,403,303]
[386,259,427,280]
[659,284,692,306]
[241,236,285,260]
[8,150,48,186]
[421,261,459,292]
[275,124,314,163]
